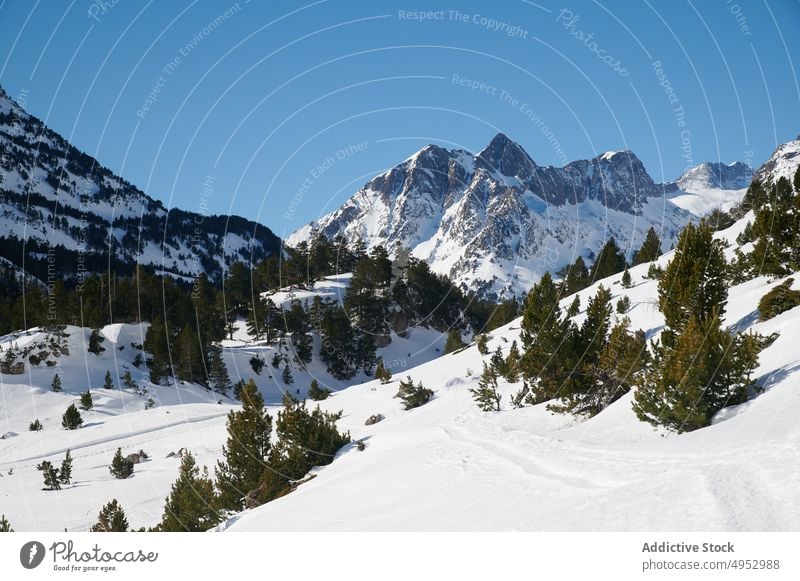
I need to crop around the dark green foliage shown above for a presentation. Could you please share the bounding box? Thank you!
[476,333,489,355]
[633,314,758,433]
[658,220,728,347]
[744,177,799,276]
[561,255,591,294]
[110,448,134,479]
[621,269,632,288]
[503,340,521,382]
[29,419,43,431]
[616,296,631,314]
[250,356,265,375]
[215,379,272,511]
[758,279,800,321]
[103,370,114,389]
[0,514,12,532]
[207,345,231,395]
[88,328,105,354]
[80,390,93,410]
[271,352,282,369]
[632,227,662,265]
[282,365,294,385]
[374,360,392,384]
[122,370,137,390]
[444,329,466,354]
[591,237,627,281]
[90,499,129,532]
[469,363,502,411]
[566,295,581,317]
[159,452,220,532]
[307,379,332,401]
[319,303,358,379]
[59,449,73,485]
[396,376,434,410]
[143,316,170,384]
[36,460,61,490]
[61,403,83,430]
[51,373,62,392]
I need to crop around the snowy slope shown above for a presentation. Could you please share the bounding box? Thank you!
[224,219,800,531]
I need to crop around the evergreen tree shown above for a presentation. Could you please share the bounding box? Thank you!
[282,364,294,385]
[566,295,581,317]
[616,296,631,314]
[591,237,627,281]
[51,373,63,392]
[143,315,171,384]
[396,376,434,410]
[658,220,728,346]
[36,460,61,490]
[632,227,662,265]
[490,346,506,376]
[61,404,83,430]
[319,304,357,380]
[90,499,129,532]
[562,255,591,294]
[476,333,489,355]
[633,313,755,433]
[122,370,137,390]
[504,340,521,382]
[621,268,632,288]
[159,452,220,532]
[469,363,502,412]
[307,379,332,401]
[374,359,392,384]
[88,328,105,355]
[0,514,12,532]
[215,379,272,511]
[207,345,231,395]
[110,448,134,479]
[29,419,43,431]
[59,449,73,485]
[444,329,466,354]
[80,390,93,411]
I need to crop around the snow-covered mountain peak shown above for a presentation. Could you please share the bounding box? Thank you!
[754,138,800,185]
[675,161,753,193]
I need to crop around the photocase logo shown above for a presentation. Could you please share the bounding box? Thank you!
[19,541,46,569]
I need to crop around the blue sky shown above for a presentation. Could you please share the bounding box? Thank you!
[1,0,798,238]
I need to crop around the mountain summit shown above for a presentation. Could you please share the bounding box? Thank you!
[289,134,746,298]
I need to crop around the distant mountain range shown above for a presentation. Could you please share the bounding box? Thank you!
[289,133,756,298]
[0,85,280,283]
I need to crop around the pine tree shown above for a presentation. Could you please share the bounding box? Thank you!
[88,328,105,354]
[617,296,631,314]
[591,237,627,281]
[207,345,231,395]
[621,268,632,288]
[307,379,332,401]
[374,359,392,384]
[90,499,129,532]
[29,419,43,431]
[51,373,62,392]
[122,370,137,390]
[566,295,581,317]
[469,363,502,412]
[80,390,93,411]
[103,370,114,389]
[396,376,434,410]
[61,404,83,430]
[59,449,73,485]
[0,514,12,532]
[490,346,506,376]
[444,329,466,354]
[215,379,272,511]
[36,460,61,490]
[658,220,728,346]
[282,364,294,385]
[476,333,489,355]
[159,452,220,532]
[143,315,171,384]
[109,448,134,479]
[504,340,521,382]
[563,256,591,294]
[632,227,662,265]
[633,313,755,433]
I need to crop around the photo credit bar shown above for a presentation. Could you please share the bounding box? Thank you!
[0,532,798,580]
